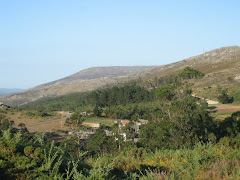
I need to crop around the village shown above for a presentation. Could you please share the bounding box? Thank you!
[67,116,149,143]
[1,104,149,143]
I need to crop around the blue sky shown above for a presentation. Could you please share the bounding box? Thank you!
[1,0,240,89]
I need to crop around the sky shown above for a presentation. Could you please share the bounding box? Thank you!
[1,0,240,89]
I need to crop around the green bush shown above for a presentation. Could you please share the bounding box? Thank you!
[217,89,233,104]
[179,66,205,79]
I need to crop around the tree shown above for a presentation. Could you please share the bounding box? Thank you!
[124,122,137,140]
[87,128,108,154]
[178,66,204,79]
[140,83,214,150]
[139,120,173,150]
[18,123,26,128]
[0,115,10,131]
[65,112,85,131]
[218,89,233,104]
[18,123,29,133]
[0,119,10,131]
[217,111,240,138]
[93,106,102,117]
[154,84,175,100]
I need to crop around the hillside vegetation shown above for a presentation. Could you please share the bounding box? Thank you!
[20,67,205,112]
[2,75,240,179]
[0,66,155,106]
[141,46,240,102]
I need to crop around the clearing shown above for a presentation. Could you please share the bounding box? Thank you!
[208,104,240,120]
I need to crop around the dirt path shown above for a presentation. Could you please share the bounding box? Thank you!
[192,94,220,105]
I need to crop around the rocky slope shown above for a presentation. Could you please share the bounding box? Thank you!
[140,46,240,100]
[143,46,240,79]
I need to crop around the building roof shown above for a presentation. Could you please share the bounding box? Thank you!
[122,120,130,126]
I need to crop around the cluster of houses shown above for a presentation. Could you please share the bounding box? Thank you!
[114,119,148,132]
[68,118,148,142]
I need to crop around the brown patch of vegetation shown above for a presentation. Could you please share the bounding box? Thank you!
[27,119,68,132]
[208,104,240,120]
[3,110,64,130]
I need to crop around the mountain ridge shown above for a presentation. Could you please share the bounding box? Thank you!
[0,66,156,106]
[35,66,156,89]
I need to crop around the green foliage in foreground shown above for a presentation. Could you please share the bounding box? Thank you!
[2,128,240,179]
[0,129,115,180]
[3,83,240,179]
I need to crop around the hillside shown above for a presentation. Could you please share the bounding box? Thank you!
[0,66,155,106]
[143,46,240,80]
[141,46,240,100]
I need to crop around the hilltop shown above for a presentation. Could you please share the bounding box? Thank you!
[143,46,240,80]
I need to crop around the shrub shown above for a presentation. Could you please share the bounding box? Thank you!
[179,67,205,79]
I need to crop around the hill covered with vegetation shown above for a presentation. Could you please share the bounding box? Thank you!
[0,66,156,107]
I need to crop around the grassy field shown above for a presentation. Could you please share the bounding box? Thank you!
[3,110,61,124]
[27,117,115,132]
[0,109,67,132]
[194,83,240,104]
[27,119,68,132]
[84,117,115,126]
[0,108,116,132]
[209,104,240,120]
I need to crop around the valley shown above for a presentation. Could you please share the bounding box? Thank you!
[2,1,240,179]
[1,46,240,179]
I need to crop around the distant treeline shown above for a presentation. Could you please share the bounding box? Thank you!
[21,85,153,111]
